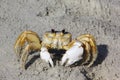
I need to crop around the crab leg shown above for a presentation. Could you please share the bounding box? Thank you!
[14,31,40,57]
[76,34,97,67]
[14,30,41,69]
[14,31,26,58]
[20,42,41,69]
[79,41,91,65]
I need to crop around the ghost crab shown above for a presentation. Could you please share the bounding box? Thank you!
[14,29,97,69]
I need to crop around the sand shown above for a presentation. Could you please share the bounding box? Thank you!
[0,0,120,80]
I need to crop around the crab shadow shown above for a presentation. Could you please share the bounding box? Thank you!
[25,44,108,69]
[25,49,65,69]
[25,51,40,69]
[48,49,66,65]
[93,44,108,66]
[49,44,109,67]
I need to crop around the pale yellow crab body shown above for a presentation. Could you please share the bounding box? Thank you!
[42,31,72,49]
[14,29,97,69]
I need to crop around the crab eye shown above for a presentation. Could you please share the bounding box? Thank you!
[62,29,65,33]
[51,29,55,33]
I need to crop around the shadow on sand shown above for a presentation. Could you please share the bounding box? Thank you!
[25,44,108,69]
[94,44,108,66]
[25,54,40,69]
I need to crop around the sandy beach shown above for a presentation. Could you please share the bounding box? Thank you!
[0,0,120,80]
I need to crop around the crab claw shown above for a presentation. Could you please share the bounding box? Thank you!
[61,41,84,66]
[40,47,54,67]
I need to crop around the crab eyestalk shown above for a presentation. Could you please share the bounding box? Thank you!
[62,29,65,33]
[51,29,55,33]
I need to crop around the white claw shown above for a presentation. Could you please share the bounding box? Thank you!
[61,41,84,66]
[40,47,54,67]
